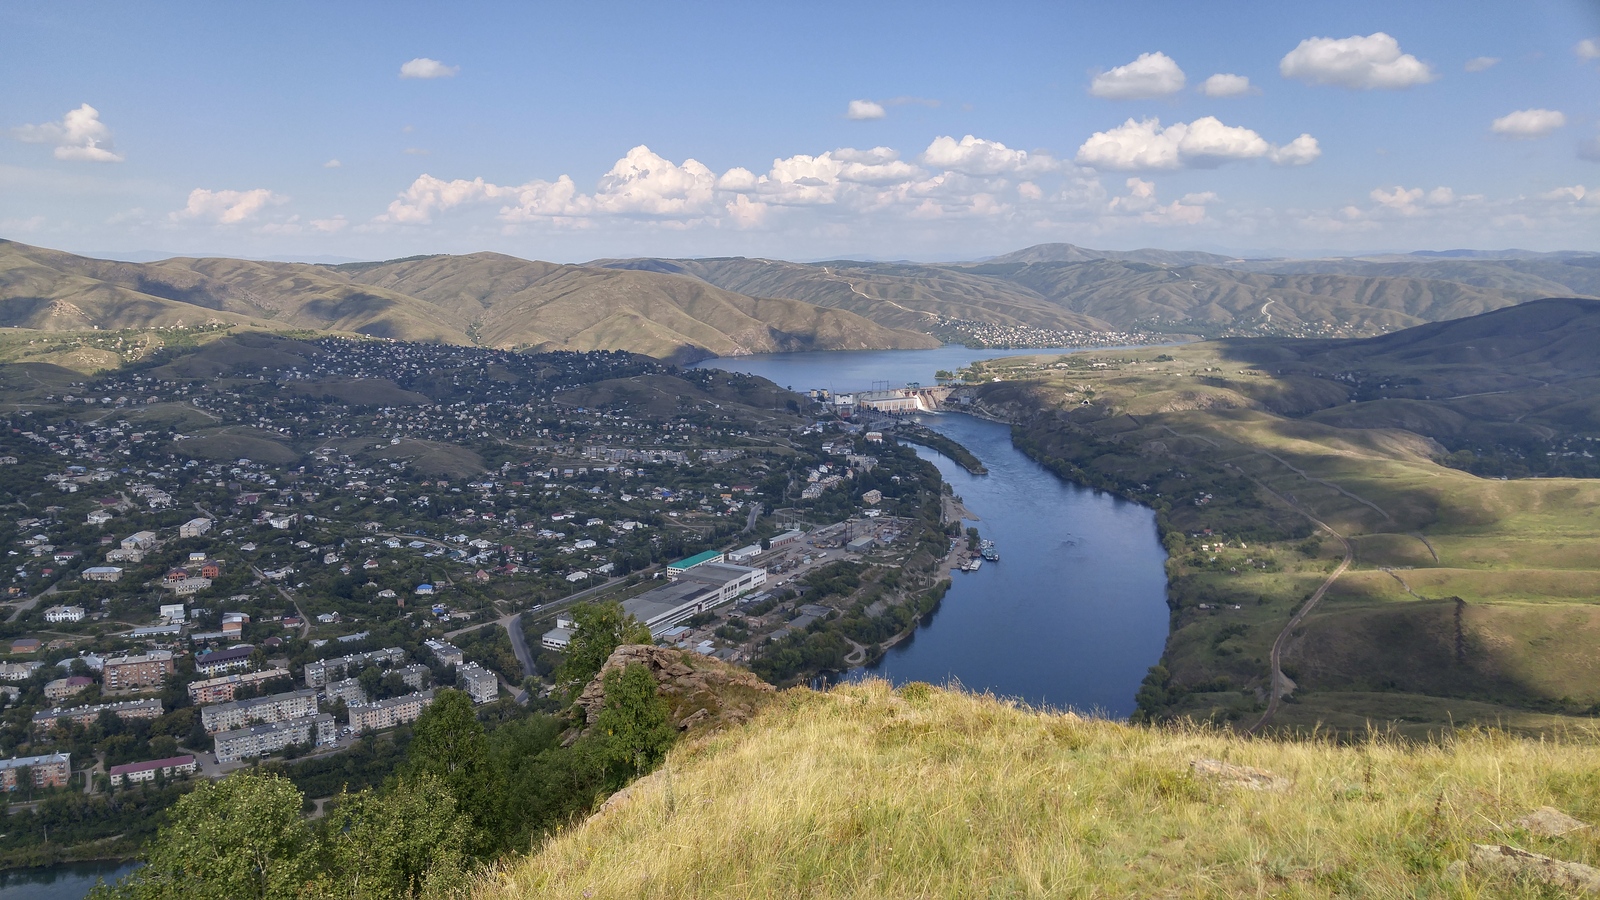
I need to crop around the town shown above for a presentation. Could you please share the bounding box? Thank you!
[0,331,960,864]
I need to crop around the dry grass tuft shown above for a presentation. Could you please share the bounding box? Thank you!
[476,680,1600,898]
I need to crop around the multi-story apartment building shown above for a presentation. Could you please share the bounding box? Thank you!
[423,640,464,667]
[303,647,404,688]
[347,691,434,733]
[397,664,430,691]
[323,677,367,707]
[102,650,174,692]
[0,753,70,790]
[457,663,499,705]
[194,646,256,676]
[186,668,292,705]
[200,689,317,734]
[108,755,197,786]
[33,699,162,731]
[213,714,336,763]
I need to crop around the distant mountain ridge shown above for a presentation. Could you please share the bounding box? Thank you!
[4,237,1598,357]
[0,240,937,361]
[595,246,1600,339]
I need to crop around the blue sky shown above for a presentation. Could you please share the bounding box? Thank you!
[2,0,1597,262]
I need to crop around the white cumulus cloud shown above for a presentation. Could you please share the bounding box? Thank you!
[1075,117,1316,171]
[1107,177,1207,225]
[11,104,124,162]
[921,135,1054,175]
[172,188,286,224]
[1198,73,1255,97]
[1464,56,1499,72]
[1089,52,1186,99]
[1491,108,1566,139]
[1267,134,1321,166]
[1577,39,1600,61]
[845,100,886,120]
[1280,33,1436,89]
[323,159,342,168]
[1370,185,1457,214]
[591,146,717,216]
[399,58,459,79]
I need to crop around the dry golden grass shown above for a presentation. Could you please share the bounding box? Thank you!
[478,680,1600,899]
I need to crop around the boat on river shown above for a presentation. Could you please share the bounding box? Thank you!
[962,558,983,572]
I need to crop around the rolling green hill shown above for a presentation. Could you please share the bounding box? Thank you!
[956,298,1600,735]
[0,240,937,362]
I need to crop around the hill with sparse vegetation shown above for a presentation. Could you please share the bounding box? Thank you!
[0,240,937,362]
[954,299,1600,736]
[595,246,1600,339]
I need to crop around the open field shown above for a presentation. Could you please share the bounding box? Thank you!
[960,300,1600,733]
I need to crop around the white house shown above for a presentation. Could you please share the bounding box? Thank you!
[43,605,85,624]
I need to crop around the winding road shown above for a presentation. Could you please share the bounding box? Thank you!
[1241,476,1354,734]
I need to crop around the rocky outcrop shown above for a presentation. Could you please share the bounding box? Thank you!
[570,645,775,741]
[1189,758,1291,792]
[1452,843,1600,893]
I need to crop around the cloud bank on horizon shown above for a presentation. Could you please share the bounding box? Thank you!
[1,2,1597,260]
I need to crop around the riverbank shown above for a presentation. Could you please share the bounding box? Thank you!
[956,347,1600,737]
[893,425,987,474]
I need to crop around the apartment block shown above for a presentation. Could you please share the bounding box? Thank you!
[303,647,404,688]
[347,690,434,732]
[0,753,70,790]
[187,668,292,705]
[102,650,174,692]
[213,714,336,764]
[200,689,317,734]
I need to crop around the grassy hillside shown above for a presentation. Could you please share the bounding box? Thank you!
[958,299,1600,734]
[480,679,1600,899]
[0,241,937,361]
[337,252,938,358]
[596,251,1575,340]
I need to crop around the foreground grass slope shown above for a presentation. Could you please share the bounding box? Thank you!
[480,680,1600,899]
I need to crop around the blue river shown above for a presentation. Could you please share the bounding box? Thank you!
[693,347,1170,715]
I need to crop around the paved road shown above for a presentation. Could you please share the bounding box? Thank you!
[252,565,311,639]
[441,569,647,703]
[6,582,59,623]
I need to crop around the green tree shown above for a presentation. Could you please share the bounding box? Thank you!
[588,662,675,789]
[310,775,474,899]
[554,601,651,699]
[402,689,503,853]
[92,772,311,900]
